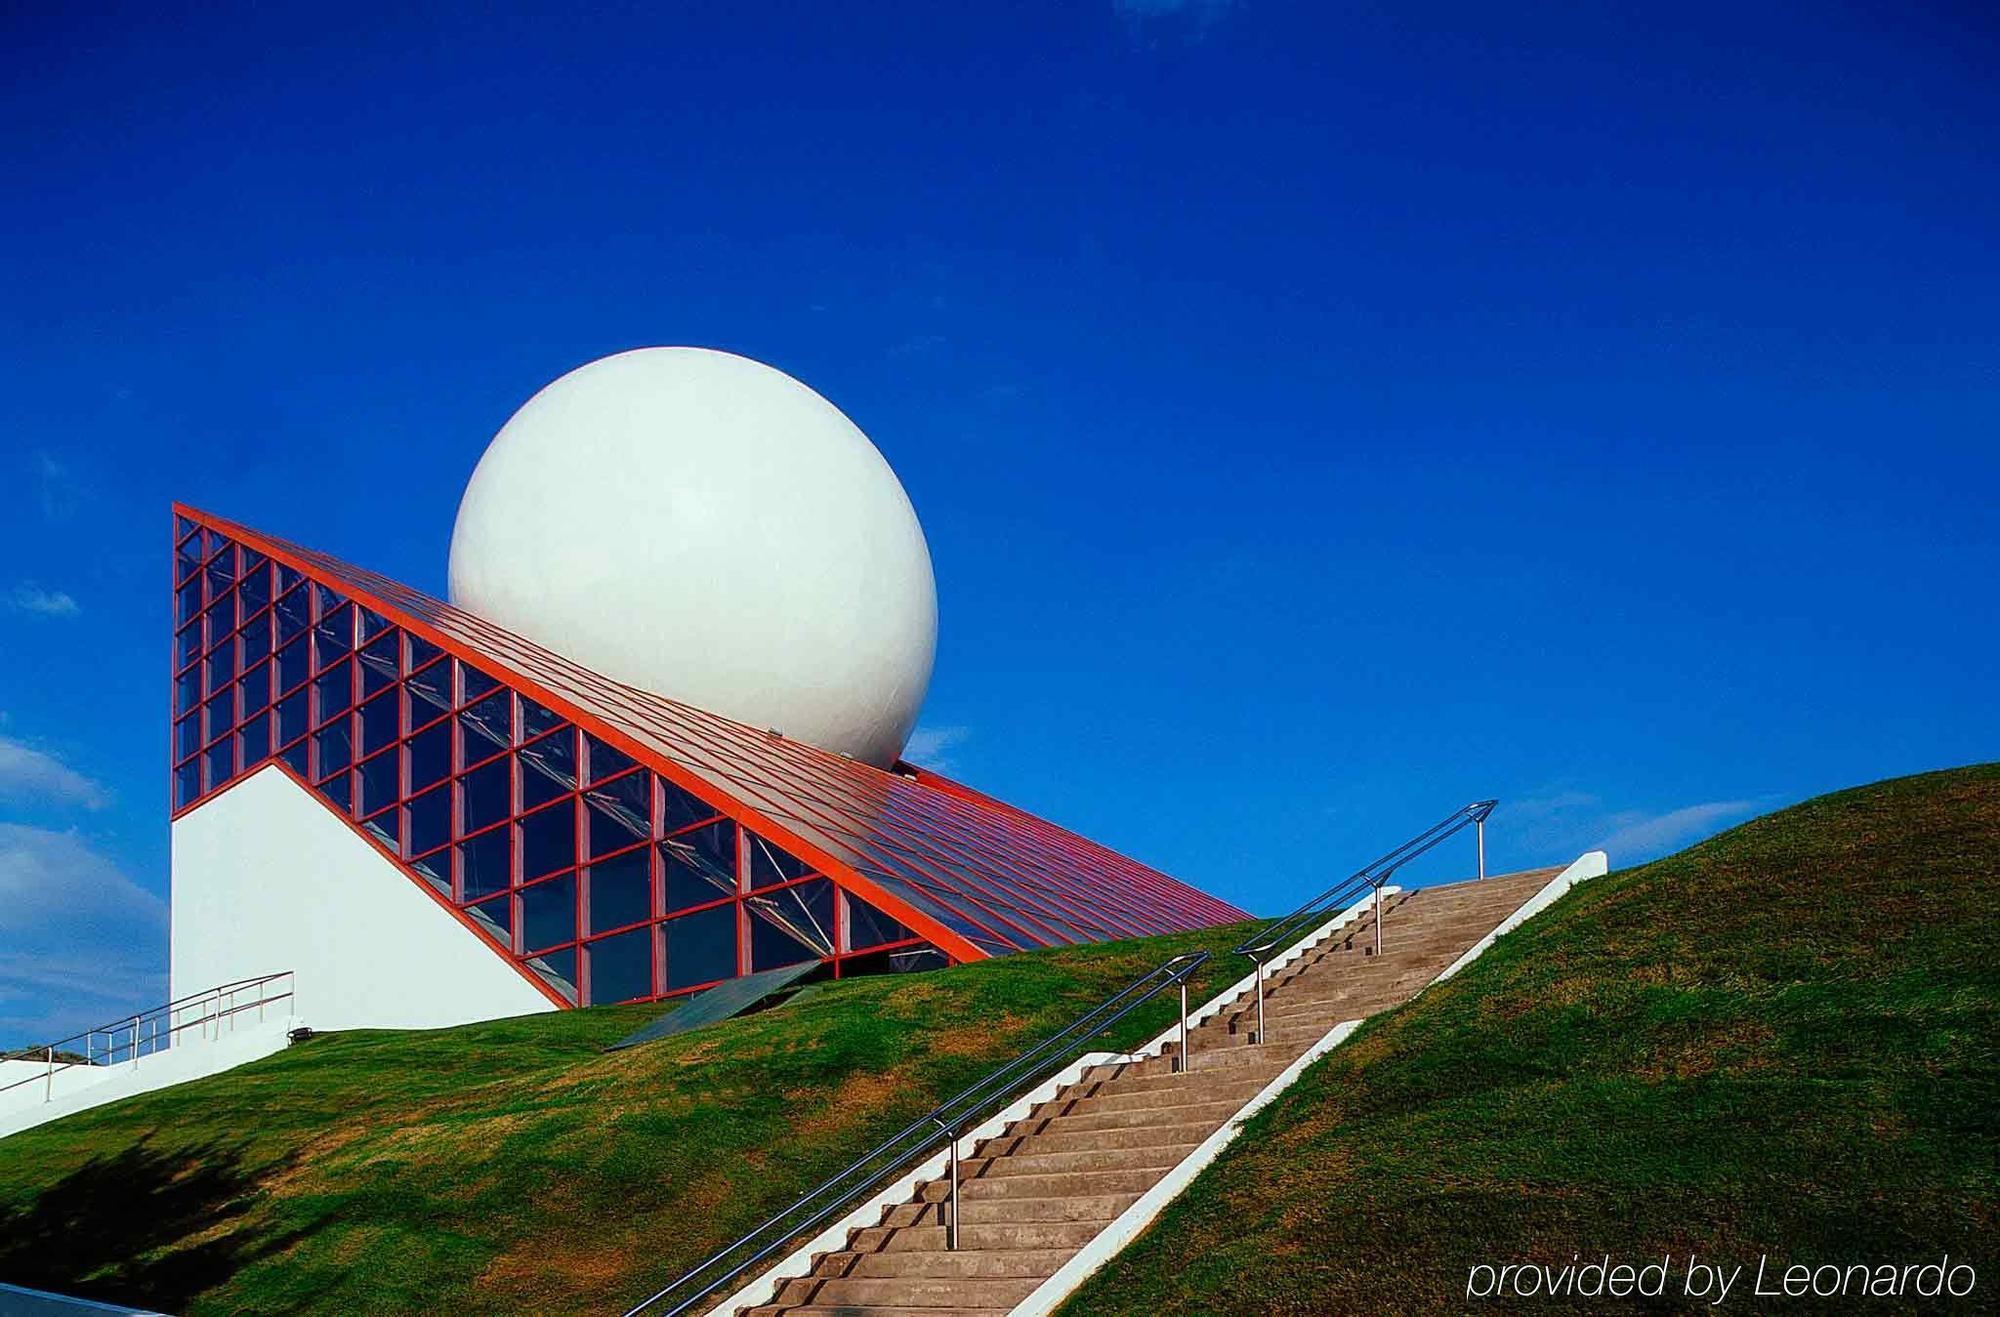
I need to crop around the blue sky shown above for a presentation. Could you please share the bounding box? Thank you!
[2,1,1995,1044]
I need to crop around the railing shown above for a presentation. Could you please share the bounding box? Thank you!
[624,950,1212,1317]
[1235,800,1495,1044]
[0,971,295,1104]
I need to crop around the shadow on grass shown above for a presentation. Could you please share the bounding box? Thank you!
[0,1138,306,1311]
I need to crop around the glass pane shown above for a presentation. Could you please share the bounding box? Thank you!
[205,588,237,636]
[459,826,513,900]
[279,738,309,779]
[357,607,392,641]
[314,721,352,780]
[363,807,401,852]
[176,621,202,669]
[584,771,648,859]
[357,691,399,758]
[276,688,309,747]
[527,946,577,1003]
[238,610,272,666]
[203,689,234,741]
[409,657,453,713]
[748,878,834,968]
[407,718,452,793]
[587,926,653,1005]
[275,586,310,643]
[410,847,450,896]
[313,602,354,668]
[205,648,235,696]
[585,733,636,784]
[459,690,512,761]
[845,892,916,951]
[357,749,400,816]
[176,578,201,626]
[520,799,577,881]
[237,662,271,719]
[521,872,576,951]
[318,769,351,814]
[276,635,309,695]
[310,581,340,618]
[458,756,511,835]
[358,634,399,697]
[661,776,719,834]
[662,820,737,911]
[747,831,813,888]
[175,666,202,718]
[314,660,352,723]
[175,712,201,762]
[520,696,562,741]
[459,659,499,704]
[237,713,271,767]
[239,562,271,616]
[588,847,651,934]
[407,783,450,858]
[519,728,577,810]
[665,903,737,991]
[405,632,441,673]
[174,759,201,809]
[204,739,235,791]
[176,533,203,584]
[275,562,303,593]
[467,892,512,944]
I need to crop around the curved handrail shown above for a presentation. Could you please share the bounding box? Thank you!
[1235,800,1497,961]
[0,970,296,1099]
[623,949,1212,1317]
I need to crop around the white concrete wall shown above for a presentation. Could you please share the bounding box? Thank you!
[0,1016,296,1140]
[171,765,556,1032]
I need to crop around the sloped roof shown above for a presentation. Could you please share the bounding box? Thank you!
[180,505,1248,963]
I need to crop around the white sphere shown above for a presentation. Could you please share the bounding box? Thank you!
[447,347,937,768]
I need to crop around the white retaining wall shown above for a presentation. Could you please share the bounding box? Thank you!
[171,765,556,1032]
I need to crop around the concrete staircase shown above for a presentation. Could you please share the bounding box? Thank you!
[744,866,1561,1316]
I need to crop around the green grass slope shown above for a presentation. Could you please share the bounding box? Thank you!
[0,922,1253,1313]
[1063,764,2000,1314]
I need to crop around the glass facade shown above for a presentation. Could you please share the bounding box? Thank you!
[170,506,1248,1008]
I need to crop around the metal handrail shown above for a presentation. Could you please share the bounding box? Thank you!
[623,950,1212,1317]
[1235,800,1495,1043]
[0,970,295,1102]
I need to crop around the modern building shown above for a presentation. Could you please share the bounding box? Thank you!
[168,350,1246,1031]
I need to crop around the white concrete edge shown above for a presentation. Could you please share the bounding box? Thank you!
[1012,1017,1366,1317]
[1427,850,1608,989]
[708,1049,1124,1317]
[1122,887,1394,1062]
[0,1015,300,1141]
[1009,851,1609,1316]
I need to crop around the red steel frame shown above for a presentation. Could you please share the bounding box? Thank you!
[168,504,1249,1010]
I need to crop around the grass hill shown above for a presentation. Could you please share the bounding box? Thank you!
[1061,763,2000,1314]
[3,764,1993,1315]
[0,923,1253,1313]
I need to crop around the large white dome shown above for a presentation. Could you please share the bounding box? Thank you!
[447,347,937,768]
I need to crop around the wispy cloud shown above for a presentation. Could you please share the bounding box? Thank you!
[904,724,971,772]
[1509,790,1767,866]
[0,737,109,809]
[0,824,167,1045]
[32,451,84,521]
[1597,800,1763,859]
[6,584,80,617]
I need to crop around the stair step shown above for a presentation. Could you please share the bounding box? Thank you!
[1013,1096,1246,1135]
[775,1275,1041,1309]
[973,1141,1194,1179]
[882,1192,1139,1226]
[865,1220,1106,1253]
[841,1246,1072,1279]
[983,1118,1216,1158]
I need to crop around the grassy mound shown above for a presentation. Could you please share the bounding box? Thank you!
[0,922,1252,1313]
[1062,764,2000,1314]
